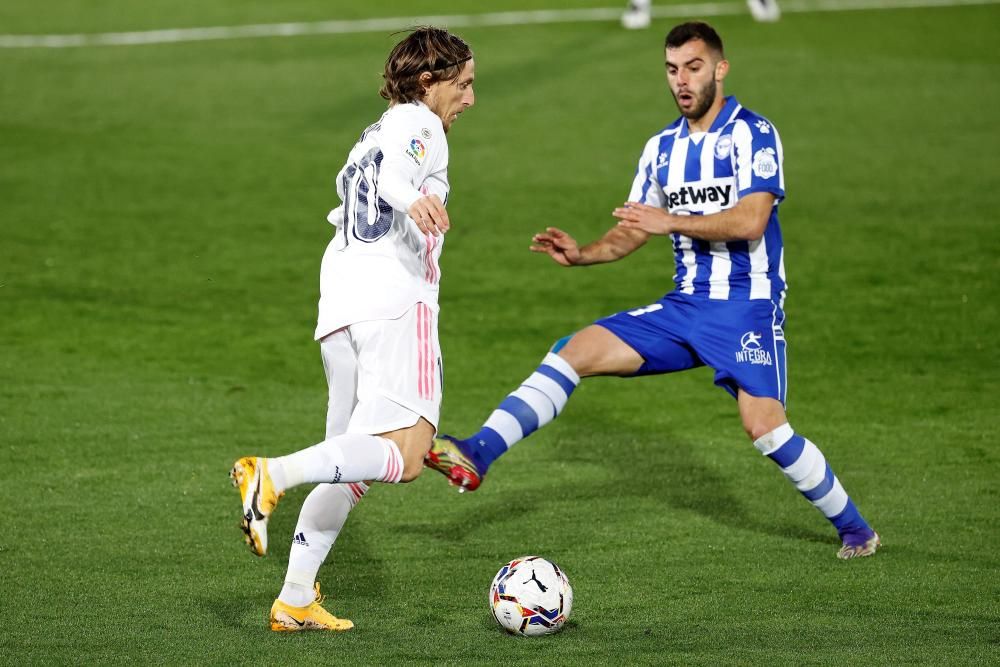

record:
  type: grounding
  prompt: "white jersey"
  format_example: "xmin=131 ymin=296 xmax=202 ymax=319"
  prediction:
xmin=315 ymin=102 xmax=449 ymax=339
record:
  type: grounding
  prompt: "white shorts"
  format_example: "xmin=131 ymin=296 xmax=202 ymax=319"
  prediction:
xmin=321 ymin=302 xmax=441 ymax=436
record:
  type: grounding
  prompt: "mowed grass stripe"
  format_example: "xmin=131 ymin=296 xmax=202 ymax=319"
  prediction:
xmin=0 ymin=0 xmax=997 ymax=47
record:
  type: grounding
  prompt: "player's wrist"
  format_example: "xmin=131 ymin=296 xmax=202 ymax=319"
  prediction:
xmin=572 ymin=248 xmax=605 ymax=266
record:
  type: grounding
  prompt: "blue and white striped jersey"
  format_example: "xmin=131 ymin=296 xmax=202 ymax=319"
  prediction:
xmin=629 ymin=96 xmax=786 ymax=303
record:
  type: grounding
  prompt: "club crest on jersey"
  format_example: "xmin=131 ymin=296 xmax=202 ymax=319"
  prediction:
xmin=406 ymin=137 xmax=427 ymax=165
xmin=752 ymin=148 xmax=778 ymax=179
xmin=714 ymin=134 xmax=733 ymax=160
xmin=735 ymin=331 xmax=772 ymax=366
xmin=665 ymin=183 xmax=732 ymax=209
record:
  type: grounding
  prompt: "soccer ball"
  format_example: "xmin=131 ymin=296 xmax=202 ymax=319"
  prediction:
xmin=489 ymin=556 xmax=573 ymax=636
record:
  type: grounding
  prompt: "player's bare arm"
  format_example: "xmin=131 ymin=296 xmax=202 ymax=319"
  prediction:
xmin=408 ymin=194 xmax=450 ymax=236
xmin=531 ymin=225 xmax=649 ymax=266
xmin=613 ymin=191 xmax=775 ymax=241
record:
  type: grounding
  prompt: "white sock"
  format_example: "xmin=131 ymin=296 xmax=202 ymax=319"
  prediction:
xmin=268 ymin=433 xmax=404 ymax=493
xmin=279 ymin=482 xmax=368 ymax=607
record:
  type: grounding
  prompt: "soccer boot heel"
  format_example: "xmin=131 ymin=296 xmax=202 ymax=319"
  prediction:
xmin=424 ymin=434 xmax=483 ymax=492
xmin=230 ymin=456 xmax=282 ymax=557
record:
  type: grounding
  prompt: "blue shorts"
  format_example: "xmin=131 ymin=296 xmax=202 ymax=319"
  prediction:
xmin=595 ymin=292 xmax=788 ymax=403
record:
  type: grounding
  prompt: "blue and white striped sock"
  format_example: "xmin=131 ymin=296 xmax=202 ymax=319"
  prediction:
xmin=464 ymin=352 xmax=580 ymax=473
xmin=754 ymin=424 xmax=871 ymax=538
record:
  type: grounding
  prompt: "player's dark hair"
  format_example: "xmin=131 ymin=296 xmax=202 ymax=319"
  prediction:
xmin=380 ymin=27 xmax=473 ymax=105
xmin=665 ymin=21 xmax=724 ymax=57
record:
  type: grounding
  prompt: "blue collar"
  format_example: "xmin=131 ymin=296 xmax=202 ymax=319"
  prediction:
xmin=679 ymin=95 xmax=739 ymax=138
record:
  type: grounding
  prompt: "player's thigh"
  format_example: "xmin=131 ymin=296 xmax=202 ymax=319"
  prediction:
xmin=557 ymin=324 xmax=645 ymax=377
xmin=572 ymin=297 xmax=702 ymax=377
xmin=320 ymin=329 xmax=359 ymax=439
xmin=693 ymin=299 xmax=788 ymax=406
xmin=347 ymin=303 xmax=441 ymax=453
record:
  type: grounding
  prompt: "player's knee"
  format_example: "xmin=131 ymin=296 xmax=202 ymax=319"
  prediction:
xmin=550 ymin=333 xmax=574 ymax=354
xmin=744 ymin=422 xmax=766 ymax=441
xmin=743 ymin=417 xmax=785 ymax=442
xmin=553 ymin=333 xmax=598 ymax=376
xmin=739 ymin=394 xmax=787 ymax=442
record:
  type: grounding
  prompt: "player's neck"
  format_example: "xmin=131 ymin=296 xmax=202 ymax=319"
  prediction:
xmin=686 ymin=95 xmax=726 ymax=134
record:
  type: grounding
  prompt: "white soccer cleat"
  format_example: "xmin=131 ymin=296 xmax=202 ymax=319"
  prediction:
xmin=747 ymin=0 xmax=782 ymax=22
xmin=621 ymin=0 xmax=652 ymax=30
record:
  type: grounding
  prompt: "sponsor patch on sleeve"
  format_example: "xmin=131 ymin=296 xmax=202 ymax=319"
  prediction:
xmin=406 ymin=137 xmax=427 ymax=165
xmin=752 ymin=147 xmax=778 ymax=179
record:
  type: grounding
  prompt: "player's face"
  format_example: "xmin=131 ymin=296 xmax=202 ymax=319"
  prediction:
xmin=424 ymin=59 xmax=476 ymax=133
xmin=665 ymin=40 xmax=727 ymax=122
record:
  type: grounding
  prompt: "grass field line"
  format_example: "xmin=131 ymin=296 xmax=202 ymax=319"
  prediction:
xmin=0 ymin=0 xmax=997 ymax=48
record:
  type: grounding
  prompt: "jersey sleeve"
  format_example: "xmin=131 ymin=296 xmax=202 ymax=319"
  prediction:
xmin=627 ymin=136 xmax=667 ymax=208
xmin=420 ymin=123 xmax=449 ymax=203
xmin=421 ymin=169 xmax=449 ymax=204
xmin=375 ymin=111 xmax=431 ymax=213
xmin=732 ymin=117 xmax=785 ymax=201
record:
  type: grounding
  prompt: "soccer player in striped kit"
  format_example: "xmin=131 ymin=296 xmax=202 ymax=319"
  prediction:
xmin=426 ymin=21 xmax=879 ymax=560
xmin=229 ymin=27 xmax=476 ymax=630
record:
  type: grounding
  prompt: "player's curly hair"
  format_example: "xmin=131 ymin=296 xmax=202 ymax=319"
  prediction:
xmin=379 ymin=27 xmax=473 ymax=105
xmin=665 ymin=21 xmax=724 ymax=57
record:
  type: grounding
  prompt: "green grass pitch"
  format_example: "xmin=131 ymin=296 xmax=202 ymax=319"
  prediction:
xmin=1 ymin=1 xmax=998 ymax=664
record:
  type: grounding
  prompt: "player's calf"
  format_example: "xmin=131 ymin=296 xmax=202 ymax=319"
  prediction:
xmin=754 ymin=424 xmax=879 ymax=559
xmin=380 ymin=417 xmax=437 ymax=482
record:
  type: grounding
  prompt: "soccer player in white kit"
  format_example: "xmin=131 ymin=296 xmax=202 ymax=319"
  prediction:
xmin=229 ymin=27 xmax=475 ymax=631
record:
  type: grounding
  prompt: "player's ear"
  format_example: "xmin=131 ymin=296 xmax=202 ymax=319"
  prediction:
xmin=418 ymin=71 xmax=434 ymax=95
xmin=715 ymin=58 xmax=729 ymax=82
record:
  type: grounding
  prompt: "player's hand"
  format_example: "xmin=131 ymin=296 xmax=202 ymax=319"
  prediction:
xmin=530 ymin=227 xmax=581 ymax=266
xmin=613 ymin=202 xmax=674 ymax=235
xmin=408 ymin=195 xmax=450 ymax=236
